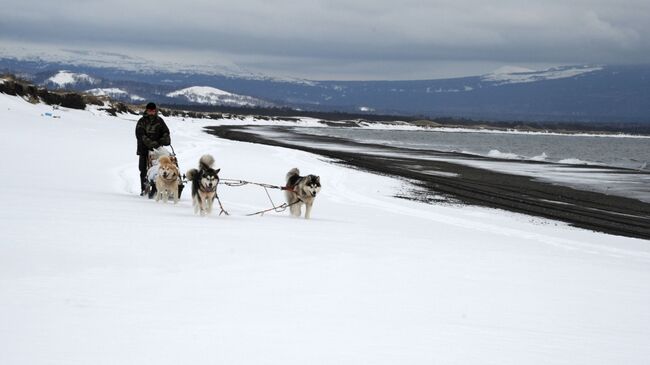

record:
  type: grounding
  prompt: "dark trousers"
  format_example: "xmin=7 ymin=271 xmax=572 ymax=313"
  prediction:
xmin=138 ymin=154 xmax=148 ymax=191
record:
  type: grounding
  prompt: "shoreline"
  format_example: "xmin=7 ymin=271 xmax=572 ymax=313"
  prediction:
xmin=207 ymin=125 xmax=650 ymax=240
xmin=316 ymin=120 xmax=650 ymax=139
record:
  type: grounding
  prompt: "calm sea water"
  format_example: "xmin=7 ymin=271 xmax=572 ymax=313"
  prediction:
xmin=294 ymin=127 xmax=650 ymax=170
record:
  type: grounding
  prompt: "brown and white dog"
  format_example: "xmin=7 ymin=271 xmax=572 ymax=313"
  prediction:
xmin=154 ymin=155 xmax=181 ymax=203
xmin=186 ymin=154 xmax=221 ymax=216
xmin=285 ymin=168 xmax=321 ymax=219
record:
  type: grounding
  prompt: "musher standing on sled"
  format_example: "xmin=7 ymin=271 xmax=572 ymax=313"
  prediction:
xmin=135 ymin=102 xmax=170 ymax=196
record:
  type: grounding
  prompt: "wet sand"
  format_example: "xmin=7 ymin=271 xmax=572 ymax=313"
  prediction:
xmin=207 ymin=125 xmax=650 ymax=240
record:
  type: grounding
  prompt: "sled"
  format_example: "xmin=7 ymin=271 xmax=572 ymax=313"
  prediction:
xmin=143 ymin=146 xmax=185 ymax=199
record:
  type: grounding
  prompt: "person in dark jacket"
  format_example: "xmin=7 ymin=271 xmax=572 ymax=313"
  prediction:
xmin=136 ymin=102 xmax=171 ymax=195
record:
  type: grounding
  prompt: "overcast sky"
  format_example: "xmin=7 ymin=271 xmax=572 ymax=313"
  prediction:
xmin=1 ymin=0 xmax=649 ymax=80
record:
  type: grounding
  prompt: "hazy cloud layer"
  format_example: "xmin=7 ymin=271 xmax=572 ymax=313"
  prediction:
xmin=1 ymin=0 xmax=648 ymax=79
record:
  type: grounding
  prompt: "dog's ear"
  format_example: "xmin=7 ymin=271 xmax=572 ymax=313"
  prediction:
xmin=215 ymin=168 xmax=221 ymax=174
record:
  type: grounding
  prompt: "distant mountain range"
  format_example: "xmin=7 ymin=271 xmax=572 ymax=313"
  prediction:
xmin=1 ymin=56 xmax=649 ymax=123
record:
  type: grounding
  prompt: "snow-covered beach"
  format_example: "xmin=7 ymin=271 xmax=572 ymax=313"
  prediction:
xmin=1 ymin=93 xmax=650 ymax=364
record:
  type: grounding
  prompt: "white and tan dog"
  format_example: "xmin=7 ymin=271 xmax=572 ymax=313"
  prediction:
xmin=285 ymin=168 xmax=321 ymax=219
xmin=154 ymin=155 xmax=181 ymax=203
xmin=186 ymin=154 xmax=221 ymax=216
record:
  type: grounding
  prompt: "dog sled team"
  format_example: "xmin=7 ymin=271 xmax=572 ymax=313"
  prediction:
xmin=136 ymin=102 xmax=321 ymax=218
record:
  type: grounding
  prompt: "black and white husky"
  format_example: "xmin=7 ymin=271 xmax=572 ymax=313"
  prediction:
xmin=186 ymin=155 xmax=221 ymax=216
xmin=285 ymin=168 xmax=321 ymax=219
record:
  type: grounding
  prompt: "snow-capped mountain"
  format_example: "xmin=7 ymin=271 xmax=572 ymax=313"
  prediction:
xmin=86 ymin=88 xmax=144 ymax=102
xmin=166 ymin=86 xmax=272 ymax=107
xmin=46 ymin=70 xmax=99 ymax=88
xmin=481 ymin=65 xmax=603 ymax=85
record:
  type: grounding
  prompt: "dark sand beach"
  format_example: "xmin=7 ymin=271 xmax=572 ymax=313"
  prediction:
xmin=207 ymin=125 xmax=650 ymax=240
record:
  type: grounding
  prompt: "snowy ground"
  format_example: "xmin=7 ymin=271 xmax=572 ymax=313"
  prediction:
xmin=1 ymin=93 xmax=649 ymax=365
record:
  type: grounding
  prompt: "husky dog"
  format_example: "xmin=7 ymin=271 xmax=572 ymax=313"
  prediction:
xmin=154 ymin=155 xmax=181 ymax=203
xmin=285 ymin=168 xmax=321 ymax=219
xmin=186 ymin=154 xmax=221 ymax=216
xmin=144 ymin=147 xmax=171 ymax=198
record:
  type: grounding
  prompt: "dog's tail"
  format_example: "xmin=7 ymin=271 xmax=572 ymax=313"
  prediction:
xmin=186 ymin=168 xmax=198 ymax=181
xmin=199 ymin=154 xmax=215 ymax=170
xmin=159 ymin=155 xmax=172 ymax=165
xmin=286 ymin=167 xmax=300 ymax=183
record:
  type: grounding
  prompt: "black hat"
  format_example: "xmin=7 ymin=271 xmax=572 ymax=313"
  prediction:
xmin=145 ymin=102 xmax=157 ymax=110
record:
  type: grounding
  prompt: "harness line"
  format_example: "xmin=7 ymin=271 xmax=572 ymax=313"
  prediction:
xmin=159 ymin=174 xmax=179 ymax=182
xmin=217 ymin=178 xmax=301 ymax=216
xmin=216 ymin=193 xmax=230 ymax=216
